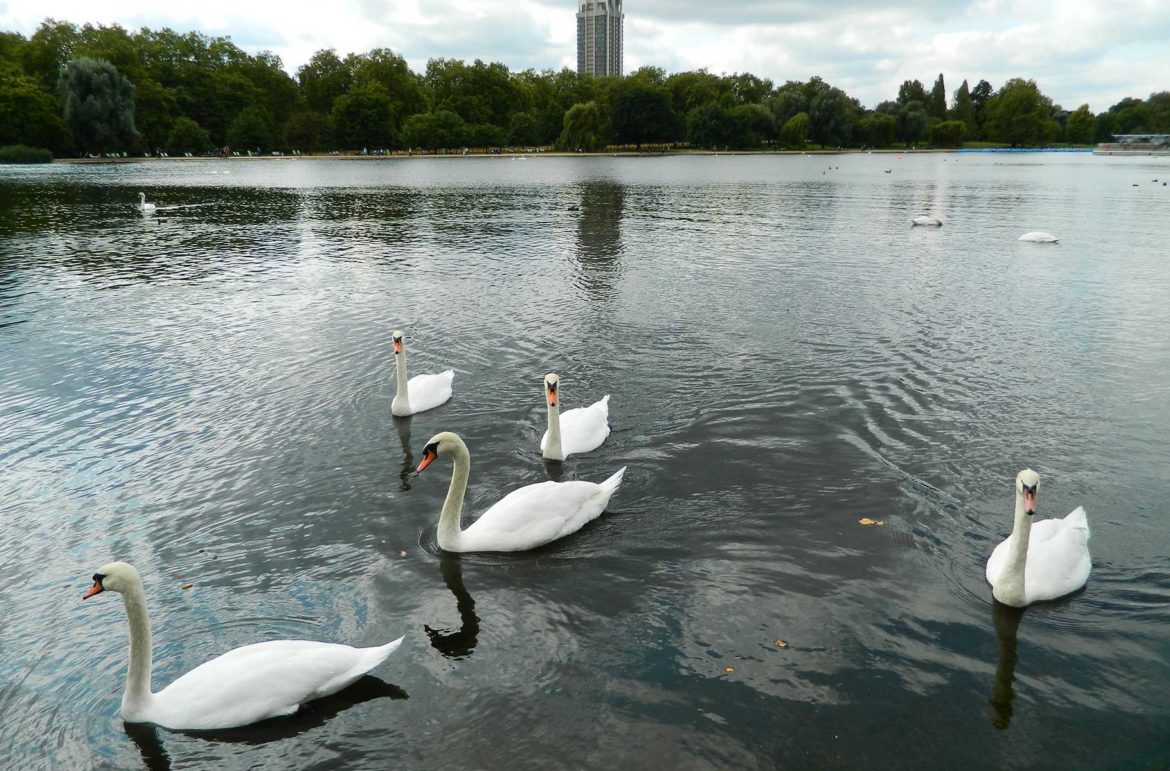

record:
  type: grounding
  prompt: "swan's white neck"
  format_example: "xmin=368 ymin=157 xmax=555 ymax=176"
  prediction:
xmin=437 ymin=438 xmax=470 ymax=550
xmin=120 ymin=583 xmax=155 ymax=717
xmin=544 ymin=400 xmax=564 ymax=461
xmin=993 ymin=493 xmax=1032 ymax=607
xmin=394 ymin=348 xmax=411 ymax=412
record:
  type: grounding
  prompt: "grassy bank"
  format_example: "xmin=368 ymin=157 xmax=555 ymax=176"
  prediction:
xmin=0 ymin=145 xmax=53 ymax=164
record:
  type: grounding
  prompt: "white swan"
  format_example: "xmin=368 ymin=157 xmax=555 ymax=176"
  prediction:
xmin=912 ymin=215 xmax=943 ymax=226
xmin=1018 ymin=231 xmax=1059 ymax=243
xmin=390 ymin=330 xmax=454 ymax=416
xmin=137 ymin=193 xmax=157 ymax=214
xmin=417 ymin=431 xmax=625 ymax=552
xmin=985 ymin=469 xmax=1091 ymax=607
xmin=540 ymin=373 xmax=610 ymax=461
xmin=83 ymin=562 xmax=403 ymax=730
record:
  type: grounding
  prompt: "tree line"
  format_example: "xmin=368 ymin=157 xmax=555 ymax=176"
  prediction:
xmin=2 ymin=18 xmax=1169 ymax=157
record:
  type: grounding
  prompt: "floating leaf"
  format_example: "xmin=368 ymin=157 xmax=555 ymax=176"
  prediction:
xmin=723 ymin=666 xmax=735 ymax=673
xmin=858 ymin=518 xmax=885 ymax=526
xmin=774 ymin=640 xmax=788 ymax=648
xmin=180 ymin=583 xmax=194 ymax=590
xmin=399 ymin=550 xmax=407 ymax=557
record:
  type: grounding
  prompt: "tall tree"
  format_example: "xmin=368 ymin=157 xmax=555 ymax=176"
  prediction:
xmin=779 ymin=111 xmax=809 ymax=149
xmin=970 ymin=79 xmax=994 ymax=137
xmin=897 ymin=100 xmax=928 ymax=145
xmin=897 ymin=79 xmax=928 ymax=107
xmin=297 ymin=49 xmax=350 ymax=114
xmin=556 ymin=100 xmax=606 ymax=151
xmin=928 ymin=73 xmax=947 ymax=119
xmin=951 ymin=79 xmax=976 ymax=138
xmin=57 ymin=57 xmax=137 ymax=153
xmin=609 ymin=74 xmax=679 ymax=148
xmin=1063 ymin=104 xmax=1095 ymax=145
xmin=808 ymin=87 xmax=854 ymax=148
xmin=983 ymin=78 xmax=1055 ymax=146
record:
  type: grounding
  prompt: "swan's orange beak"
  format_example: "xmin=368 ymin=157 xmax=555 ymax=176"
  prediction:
xmin=417 ymin=446 xmax=437 ymax=472
xmin=393 ymin=338 xmax=402 ymax=355
xmin=546 ymin=383 xmax=557 ymax=407
xmin=83 ymin=579 xmax=104 ymax=599
xmin=1023 ymin=487 xmax=1037 ymax=515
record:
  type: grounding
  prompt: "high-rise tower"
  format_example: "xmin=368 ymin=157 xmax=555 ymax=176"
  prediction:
xmin=576 ymin=1 xmax=623 ymax=78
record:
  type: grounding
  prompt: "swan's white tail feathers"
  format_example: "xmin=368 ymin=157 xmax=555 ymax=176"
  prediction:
xmin=439 ymin=369 xmax=455 ymax=383
xmin=1065 ymin=506 xmax=1089 ymax=535
xmin=364 ymin=636 xmax=405 ymax=669
xmin=599 ymin=466 xmax=626 ymax=496
xmin=596 ymin=394 xmax=611 ymax=419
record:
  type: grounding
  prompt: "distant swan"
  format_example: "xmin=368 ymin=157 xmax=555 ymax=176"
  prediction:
xmin=391 ymin=330 xmax=454 ymax=416
xmin=417 ymin=431 xmax=625 ymax=552
xmin=912 ymin=215 xmax=943 ymax=226
xmin=1018 ymin=231 xmax=1059 ymax=243
xmin=985 ymin=469 xmax=1091 ymax=607
xmin=540 ymin=373 xmax=610 ymax=461
xmin=137 ymin=193 xmax=157 ymax=214
xmin=83 ymin=561 xmax=404 ymax=730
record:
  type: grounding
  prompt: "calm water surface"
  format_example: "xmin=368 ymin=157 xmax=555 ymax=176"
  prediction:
xmin=1 ymin=153 xmax=1168 ymax=769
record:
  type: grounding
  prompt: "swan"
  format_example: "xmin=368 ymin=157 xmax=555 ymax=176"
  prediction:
xmin=137 ymin=193 xmax=157 ymax=214
xmin=540 ymin=373 xmax=610 ymax=461
xmin=985 ymin=469 xmax=1091 ymax=607
xmin=416 ymin=431 xmax=625 ymax=552
xmin=912 ymin=215 xmax=943 ymax=226
xmin=82 ymin=561 xmax=404 ymax=730
xmin=1018 ymin=231 xmax=1059 ymax=243
xmin=390 ymin=330 xmax=454 ymax=416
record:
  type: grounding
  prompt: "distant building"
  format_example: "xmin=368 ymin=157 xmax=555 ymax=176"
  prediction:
xmin=577 ymin=1 xmax=623 ymax=78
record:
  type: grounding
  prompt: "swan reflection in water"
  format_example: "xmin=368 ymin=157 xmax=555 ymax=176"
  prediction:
xmin=394 ymin=415 xmax=413 ymax=491
xmin=426 ymin=555 xmax=480 ymax=659
xmin=988 ymin=601 xmax=1026 ymax=729
xmin=124 ymin=676 xmax=409 ymax=768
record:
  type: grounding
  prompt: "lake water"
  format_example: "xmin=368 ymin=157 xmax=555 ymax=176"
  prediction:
xmin=1 ymin=152 xmax=1168 ymax=769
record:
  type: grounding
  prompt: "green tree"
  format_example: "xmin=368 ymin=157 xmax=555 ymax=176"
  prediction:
xmin=297 ymin=49 xmax=350 ymax=114
xmin=165 ymin=116 xmax=210 ymax=154
xmin=808 ymin=87 xmax=854 ymax=148
xmin=897 ymin=100 xmax=928 ymax=145
xmin=666 ymin=69 xmax=724 ymax=115
xmin=1064 ymin=104 xmax=1095 ymax=145
xmin=779 ymin=111 xmax=809 ymax=149
xmin=984 ymin=78 xmax=1054 ymax=146
xmin=507 ymin=111 xmax=542 ymax=146
xmin=556 ymin=100 xmax=606 ymax=151
xmin=284 ymin=110 xmax=332 ymax=151
xmin=928 ymin=120 xmax=966 ymax=147
xmin=686 ymin=101 xmax=731 ymax=148
xmin=1146 ymin=92 xmax=1170 ymax=132
xmin=951 ymin=79 xmax=976 ymax=139
xmin=402 ymin=109 xmax=467 ymax=150
xmin=970 ymin=79 xmax=993 ymax=137
xmin=331 ymin=83 xmax=396 ymax=149
xmin=609 ymin=75 xmax=680 ymax=148
xmin=58 ymin=57 xmax=137 ymax=153
xmin=928 ymin=73 xmax=947 ymax=119
xmin=897 ymin=79 xmax=928 ymax=107
xmin=857 ymin=111 xmax=896 ymax=147
xmin=0 ymin=68 xmax=71 ymax=152
xmin=227 ymin=107 xmax=274 ymax=151
xmin=766 ymin=81 xmax=806 ymax=127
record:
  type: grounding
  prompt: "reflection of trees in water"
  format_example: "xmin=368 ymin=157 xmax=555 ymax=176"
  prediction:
xmin=988 ymin=601 xmax=1025 ymax=730
xmin=571 ymin=182 xmax=625 ymax=303
xmin=124 ymin=675 xmax=408 ymax=766
xmin=425 ymin=556 xmax=480 ymax=659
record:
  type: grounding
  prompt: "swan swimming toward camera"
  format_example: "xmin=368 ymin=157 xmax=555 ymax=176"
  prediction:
xmin=1018 ymin=231 xmax=1059 ymax=243
xmin=390 ymin=330 xmax=454 ymax=416
xmin=985 ymin=469 xmax=1091 ymax=607
xmin=417 ymin=431 xmax=625 ymax=552
xmin=82 ymin=561 xmax=404 ymax=730
xmin=540 ymin=373 xmax=610 ymax=461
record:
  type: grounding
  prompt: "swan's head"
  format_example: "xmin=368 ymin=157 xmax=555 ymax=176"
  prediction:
xmin=138 ymin=193 xmax=145 ymax=202
xmin=544 ymin=373 xmax=559 ymax=407
xmin=1015 ymin=469 xmax=1039 ymax=515
xmin=82 ymin=561 xmax=141 ymax=599
xmin=392 ymin=330 xmax=404 ymax=356
xmin=417 ymin=431 xmax=463 ymax=472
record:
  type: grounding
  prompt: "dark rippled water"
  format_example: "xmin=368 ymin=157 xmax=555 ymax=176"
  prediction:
xmin=1 ymin=153 xmax=1169 ymax=769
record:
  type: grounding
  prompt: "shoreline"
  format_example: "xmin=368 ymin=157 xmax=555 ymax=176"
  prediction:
xmin=50 ymin=146 xmax=1098 ymax=164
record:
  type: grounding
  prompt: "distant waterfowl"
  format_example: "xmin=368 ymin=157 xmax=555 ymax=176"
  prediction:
xmin=1018 ymin=231 xmax=1059 ymax=243
xmin=540 ymin=373 xmax=610 ymax=461
xmin=82 ymin=561 xmax=404 ymax=730
xmin=884 ymin=169 xmax=892 ymax=174
xmin=985 ymin=470 xmax=1091 ymax=607
xmin=391 ymin=330 xmax=454 ymax=416
xmin=417 ymin=431 xmax=625 ymax=552
xmin=137 ymin=193 xmax=157 ymax=214
xmin=912 ymin=215 xmax=943 ymax=226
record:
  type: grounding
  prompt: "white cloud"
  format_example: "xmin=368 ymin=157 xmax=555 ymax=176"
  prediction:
xmin=2 ymin=0 xmax=1167 ymax=111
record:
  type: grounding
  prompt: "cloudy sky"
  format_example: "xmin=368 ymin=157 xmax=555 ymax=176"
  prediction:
xmin=2 ymin=0 xmax=1167 ymax=111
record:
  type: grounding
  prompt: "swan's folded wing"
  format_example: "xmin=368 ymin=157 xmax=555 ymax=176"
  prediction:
xmin=462 ymin=480 xmax=610 ymax=551
xmin=1025 ymin=517 xmax=1091 ymax=601
xmin=558 ymin=400 xmax=611 ymax=456
xmin=407 ymin=370 xmax=454 ymax=411
xmin=152 ymin=640 xmax=379 ymax=730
